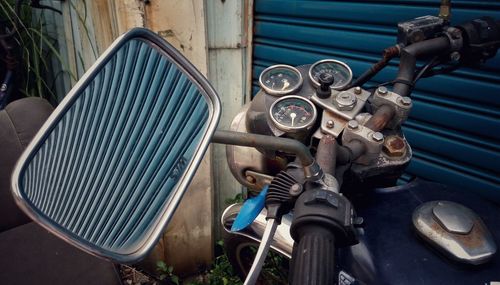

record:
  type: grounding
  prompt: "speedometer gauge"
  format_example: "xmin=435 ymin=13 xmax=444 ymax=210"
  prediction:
xmin=259 ymin=65 xmax=303 ymax=96
xmin=308 ymin=59 xmax=353 ymax=90
xmin=269 ymin=95 xmax=317 ymax=132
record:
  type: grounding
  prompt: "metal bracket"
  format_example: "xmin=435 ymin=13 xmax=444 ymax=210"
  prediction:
xmin=320 ymin=111 xmax=348 ymax=138
xmin=342 ymin=122 xmax=384 ymax=165
xmin=311 ymin=87 xmax=370 ymax=121
xmin=245 ymin=170 xmax=274 ymax=193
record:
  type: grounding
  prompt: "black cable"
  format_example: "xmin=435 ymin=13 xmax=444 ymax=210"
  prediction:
xmin=413 ymin=56 xmax=443 ymax=85
xmin=421 ymin=63 xmax=461 ymax=77
xmin=412 ymin=56 xmax=442 ymax=84
xmin=362 ymin=80 xmax=394 ymax=91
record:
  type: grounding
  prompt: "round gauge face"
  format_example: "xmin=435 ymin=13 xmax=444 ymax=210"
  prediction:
xmin=269 ymin=95 xmax=317 ymax=132
xmin=309 ymin=59 xmax=353 ymax=90
xmin=259 ymin=65 xmax=303 ymax=96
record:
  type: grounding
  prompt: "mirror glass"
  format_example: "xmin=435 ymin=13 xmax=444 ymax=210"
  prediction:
xmin=11 ymin=28 xmax=220 ymax=263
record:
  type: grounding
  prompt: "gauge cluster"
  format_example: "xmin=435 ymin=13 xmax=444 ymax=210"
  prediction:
xmin=259 ymin=59 xmax=360 ymax=138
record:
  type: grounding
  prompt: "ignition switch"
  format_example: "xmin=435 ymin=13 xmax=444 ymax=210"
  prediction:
xmin=316 ymin=73 xmax=334 ymax=99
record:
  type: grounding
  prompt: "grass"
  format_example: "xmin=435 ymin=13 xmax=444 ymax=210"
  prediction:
xmin=0 ymin=0 xmax=74 ymax=103
xmin=152 ymin=192 xmax=287 ymax=285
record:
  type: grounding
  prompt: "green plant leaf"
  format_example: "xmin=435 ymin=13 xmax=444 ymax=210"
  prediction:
xmin=156 ymin=260 xmax=169 ymax=273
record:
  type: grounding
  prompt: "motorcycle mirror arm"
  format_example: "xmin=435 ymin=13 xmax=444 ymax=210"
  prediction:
xmin=212 ymin=130 xmax=323 ymax=180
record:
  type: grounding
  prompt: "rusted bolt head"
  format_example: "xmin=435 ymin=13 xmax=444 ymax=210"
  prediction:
xmin=401 ymin=96 xmax=412 ymax=106
xmin=354 ymin=86 xmax=362 ymax=94
xmin=326 ymin=120 xmax=334 ymax=129
xmin=450 ymin=51 xmax=461 ymax=61
xmin=377 ymin=86 xmax=388 ymax=95
xmin=372 ymin=132 xmax=384 ymax=142
xmin=383 ymin=136 xmax=406 ymax=157
xmin=245 ymin=175 xmax=256 ymax=184
xmin=347 ymin=120 xmax=359 ymax=130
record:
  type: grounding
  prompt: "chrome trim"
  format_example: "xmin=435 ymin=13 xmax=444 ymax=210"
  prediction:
xmin=268 ymin=95 xmax=317 ymax=133
xmin=221 ymin=203 xmax=293 ymax=258
xmin=308 ymin=59 xmax=353 ymax=90
xmin=258 ymin=64 xmax=303 ymax=96
xmin=413 ymin=201 xmax=497 ymax=265
xmin=11 ymin=28 xmax=221 ymax=263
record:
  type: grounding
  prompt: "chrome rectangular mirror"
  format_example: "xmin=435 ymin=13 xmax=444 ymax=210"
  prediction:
xmin=11 ymin=28 xmax=220 ymax=263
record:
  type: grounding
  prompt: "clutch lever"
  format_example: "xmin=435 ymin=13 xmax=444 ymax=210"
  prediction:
xmin=243 ymin=171 xmax=301 ymax=285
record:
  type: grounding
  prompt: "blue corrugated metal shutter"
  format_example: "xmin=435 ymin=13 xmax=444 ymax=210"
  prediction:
xmin=252 ymin=0 xmax=500 ymax=201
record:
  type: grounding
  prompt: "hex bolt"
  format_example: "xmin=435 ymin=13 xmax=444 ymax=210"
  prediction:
xmin=448 ymin=27 xmax=462 ymax=39
xmin=372 ymin=132 xmax=384 ymax=142
xmin=450 ymin=51 xmax=461 ymax=61
xmin=383 ymin=136 xmax=406 ymax=157
xmin=377 ymin=86 xmax=388 ymax=96
xmin=347 ymin=120 xmax=359 ymax=130
xmin=401 ymin=96 xmax=412 ymax=106
xmin=326 ymin=120 xmax=334 ymax=129
xmin=245 ymin=175 xmax=256 ymax=184
xmin=354 ymin=86 xmax=362 ymax=94
xmin=289 ymin=183 xmax=303 ymax=197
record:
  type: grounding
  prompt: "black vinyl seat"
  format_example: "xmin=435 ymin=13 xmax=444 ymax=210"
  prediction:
xmin=0 ymin=97 xmax=122 ymax=285
xmin=0 ymin=97 xmax=52 ymax=232
xmin=0 ymin=222 xmax=122 ymax=285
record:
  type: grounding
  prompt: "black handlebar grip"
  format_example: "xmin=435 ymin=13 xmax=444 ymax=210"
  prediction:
xmin=290 ymin=225 xmax=336 ymax=285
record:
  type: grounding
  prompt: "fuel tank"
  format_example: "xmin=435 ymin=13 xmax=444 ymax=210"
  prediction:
xmin=221 ymin=179 xmax=500 ymax=284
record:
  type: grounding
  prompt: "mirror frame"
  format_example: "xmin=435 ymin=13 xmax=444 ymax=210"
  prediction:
xmin=11 ymin=28 xmax=221 ymax=263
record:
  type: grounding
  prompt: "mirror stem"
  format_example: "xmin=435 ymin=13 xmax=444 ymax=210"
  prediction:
xmin=212 ymin=130 xmax=315 ymax=167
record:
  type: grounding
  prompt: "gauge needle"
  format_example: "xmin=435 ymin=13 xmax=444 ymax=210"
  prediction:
xmin=281 ymin=79 xmax=290 ymax=91
xmin=290 ymin=112 xmax=296 ymax=127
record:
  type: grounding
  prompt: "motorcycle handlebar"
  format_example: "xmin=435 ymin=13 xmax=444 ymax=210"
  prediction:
xmin=290 ymin=225 xmax=336 ymax=285
xmin=289 ymin=188 xmax=356 ymax=285
xmin=393 ymin=36 xmax=452 ymax=97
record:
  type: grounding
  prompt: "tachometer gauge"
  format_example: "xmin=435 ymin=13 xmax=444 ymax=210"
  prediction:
xmin=269 ymin=95 xmax=317 ymax=132
xmin=259 ymin=65 xmax=303 ymax=96
xmin=308 ymin=59 xmax=353 ymax=90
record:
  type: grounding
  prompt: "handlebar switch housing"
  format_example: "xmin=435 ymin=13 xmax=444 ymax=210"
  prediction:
xmin=290 ymin=188 xmax=358 ymax=247
xmin=457 ymin=17 xmax=500 ymax=64
xmin=289 ymin=188 xmax=358 ymax=284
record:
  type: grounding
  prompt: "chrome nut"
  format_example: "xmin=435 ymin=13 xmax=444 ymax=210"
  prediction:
xmin=347 ymin=120 xmax=359 ymax=130
xmin=377 ymin=86 xmax=388 ymax=96
xmin=372 ymin=132 xmax=384 ymax=142
xmin=399 ymin=96 xmax=412 ymax=106
xmin=354 ymin=86 xmax=362 ymax=94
